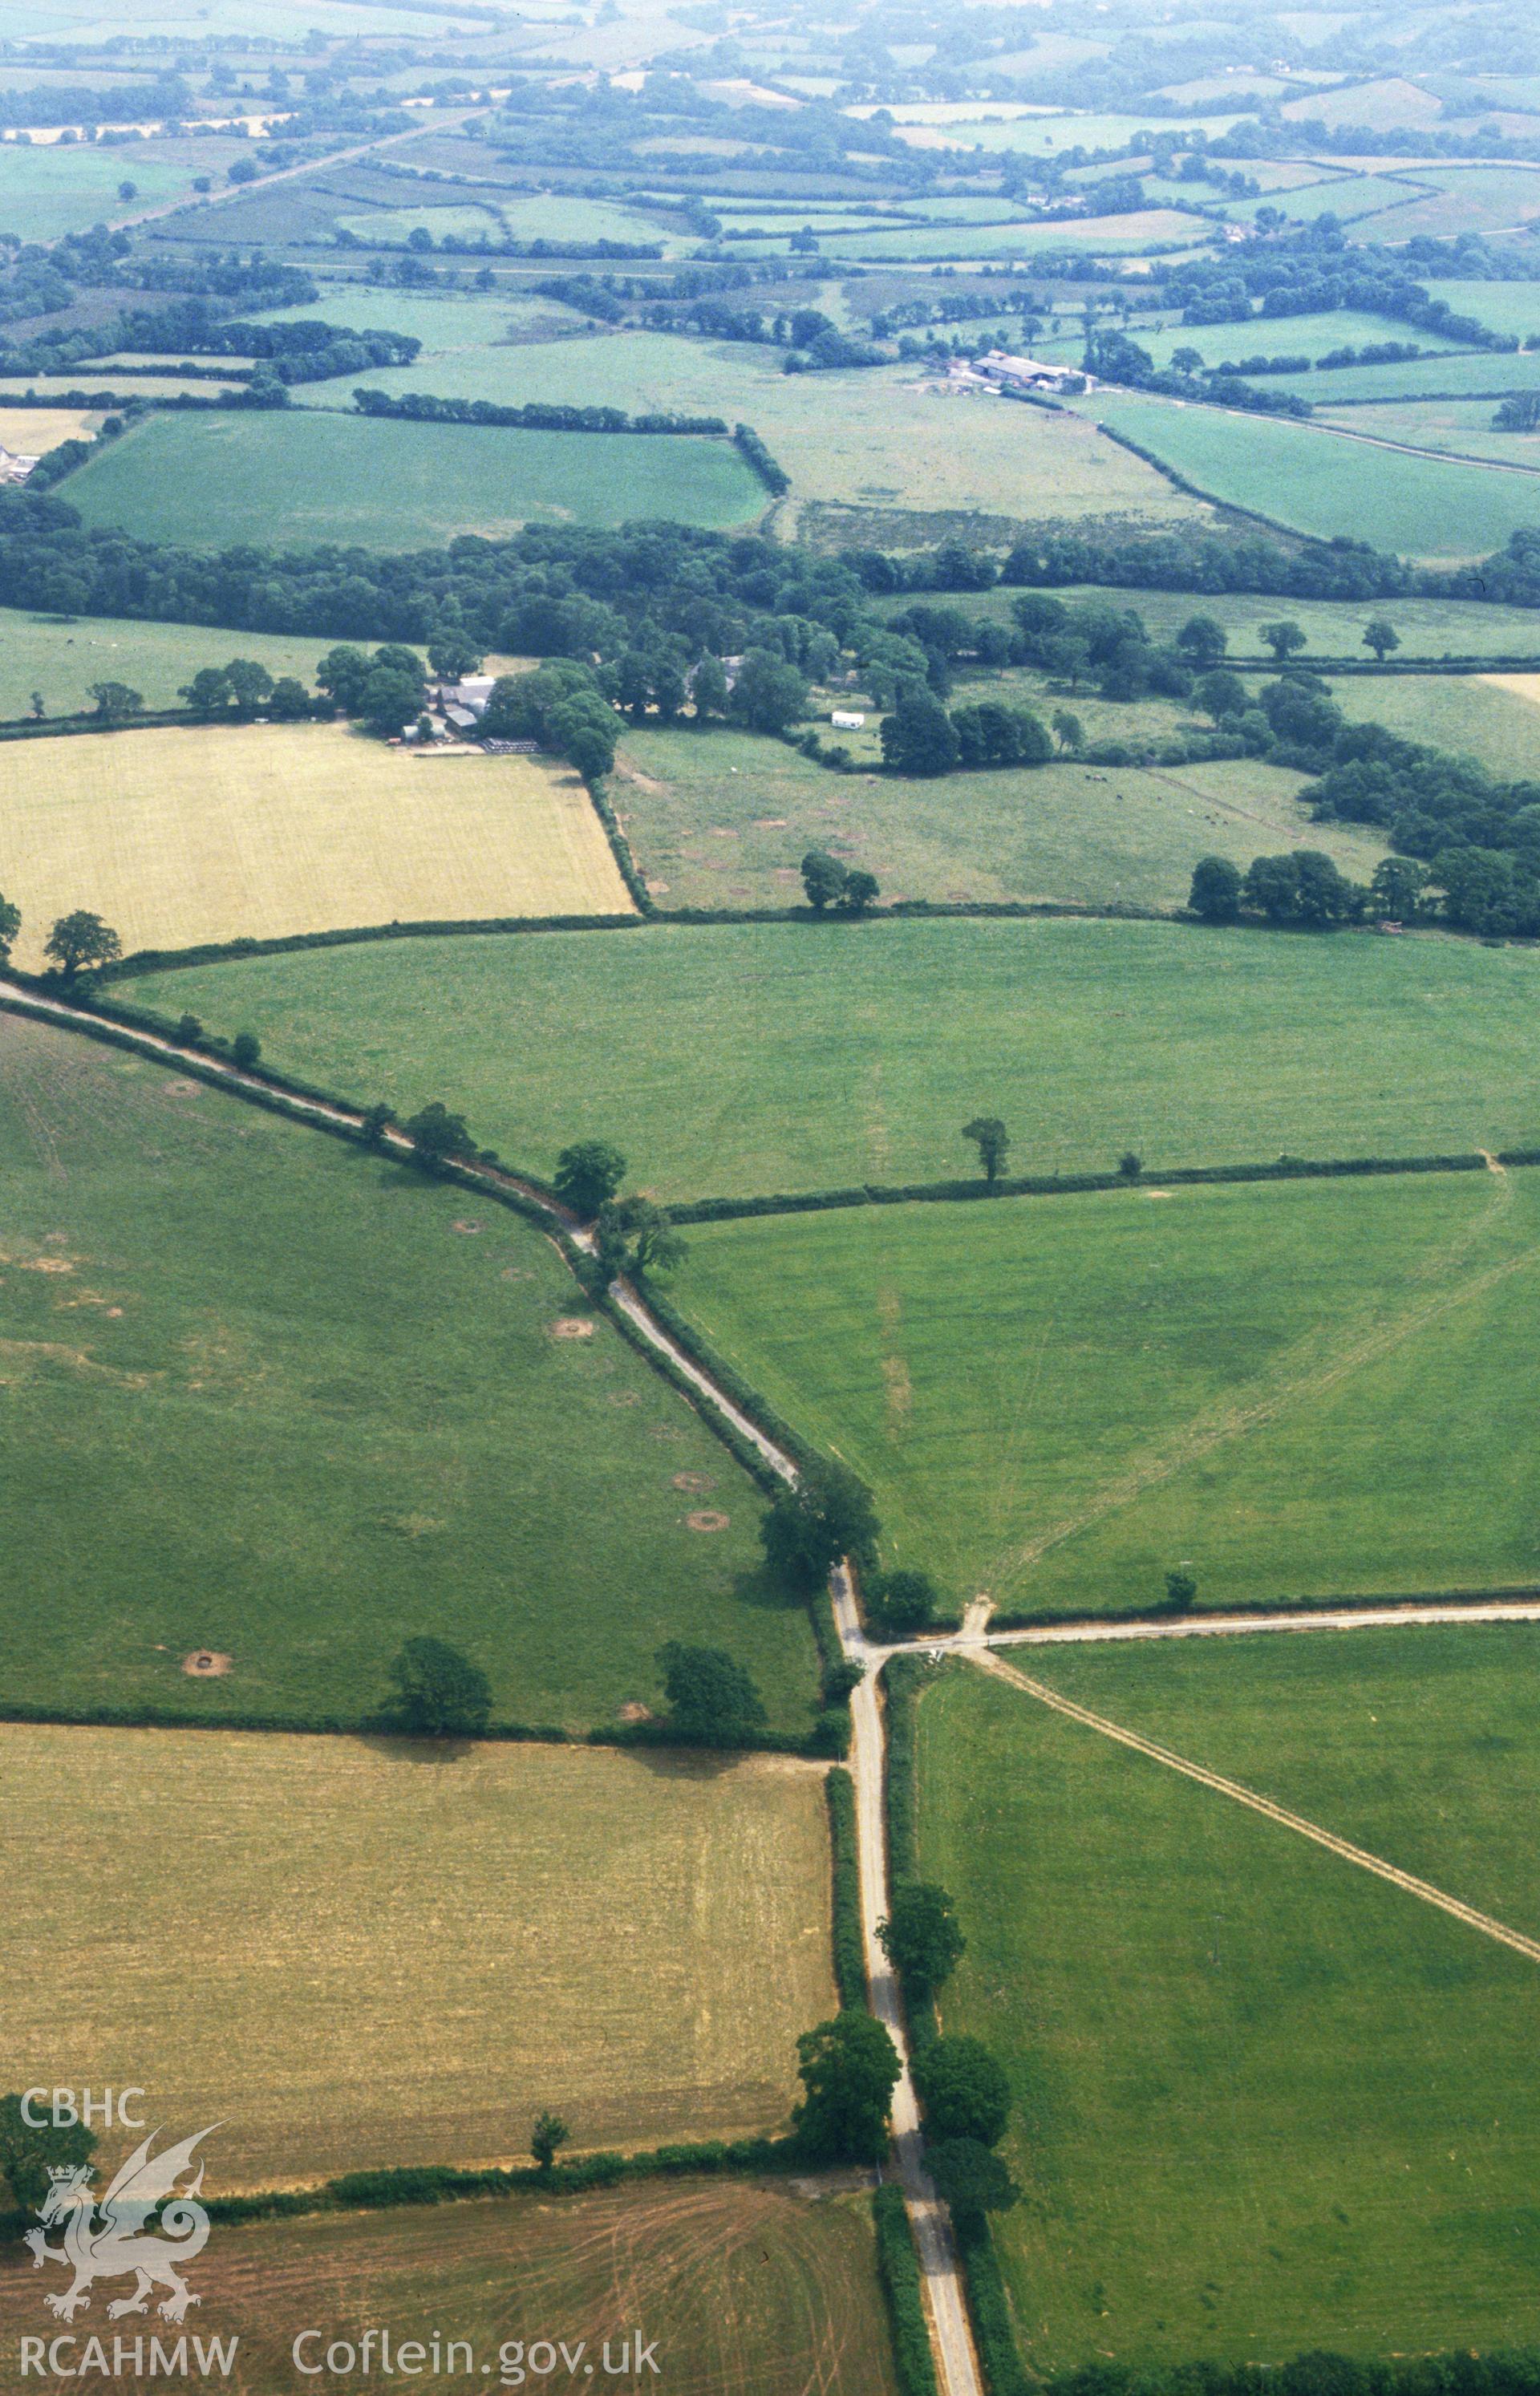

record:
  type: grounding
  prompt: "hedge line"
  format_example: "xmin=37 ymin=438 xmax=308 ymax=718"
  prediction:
xmin=0 ymin=1696 xmax=572 ymax=1741
xmin=1045 ymin=2355 xmax=1540 ymax=2396
xmin=631 ymin=1275 xmax=825 ymax=1482
xmin=985 ymin=1579 xmax=1540 ymax=1636
xmin=1095 ymin=420 xmax=1323 ymax=549
xmin=586 ymin=772 xmax=657 ymax=915
xmin=954 ymin=2216 xmax=1032 ymax=2396
xmin=873 ymin=2183 xmax=940 ymax=2396
xmin=351 ymin=390 xmax=729 ymax=436
xmin=825 ymin=1766 xmax=867 ymax=2010
xmin=99 ymin=907 xmax=642 ymax=980
xmin=733 ymin=420 xmax=790 ymax=495
xmin=670 ymin=1145 xmax=1540 ymax=1227
xmin=882 ymin=1654 xmax=930 ymax=1891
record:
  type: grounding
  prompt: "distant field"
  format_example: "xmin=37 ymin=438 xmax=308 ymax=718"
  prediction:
xmin=129 ymin=916 xmax=1540 ymax=1205
xmin=59 ymin=409 xmax=768 ymax=547
xmin=8 ymin=1725 xmax=833 ymax=2183
xmin=1281 ymin=73 xmax=1444 ymax=130
xmin=0 ymin=373 xmax=238 ymax=399
xmin=0 ymin=1014 xmax=820 ymax=1735
xmin=1330 ymin=671 xmax=1540 ymax=779
xmin=669 ymin=1170 xmax=1540 ymax=1610
xmin=0 ymin=2182 xmax=901 ymax=2394
xmin=1315 ymin=396 xmax=1540 ymax=470
xmin=797 ymin=208 xmax=1206 ymax=260
xmin=1036 ymin=306 xmax=1465 ymax=371
xmin=306 ymin=332 xmax=1203 ymax=540
xmin=1271 ymin=347 xmax=1540 ymax=404
xmin=879 ymin=107 xmax=1246 ymax=153
xmin=1425 ymin=279 xmax=1540 ymax=340
xmin=611 ymin=724 xmax=1383 ymax=914
xmin=1090 ymin=394 xmax=1540 ymax=561
xmin=1226 ymin=172 xmax=1434 ymax=225
xmin=245 ymin=286 xmax=588 ymax=348
xmin=0 ymin=721 xmax=631 ymax=971
xmin=0 ymin=610 xmax=334 ymax=720
xmin=0 ymin=403 xmax=99 ymax=452
xmin=918 ymin=1656 xmax=1540 ymax=2369
xmin=0 ymin=134 xmax=247 ymax=240
xmin=893 ymin=582 xmax=1540 ymax=659
xmin=1368 ymin=164 xmax=1540 ymax=239
xmin=338 ymin=193 xmax=680 ymax=250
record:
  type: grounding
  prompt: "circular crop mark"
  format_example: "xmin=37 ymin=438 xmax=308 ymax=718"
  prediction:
xmin=672 ymin=1470 xmax=717 ymax=1494
xmin=685 ymin=1510 xmax=731 ymax=1534
xmin=182 ymin=1650 xmax=233 ymax=1677
xmin=549 ymin=1318 xmax=595 ymax=1340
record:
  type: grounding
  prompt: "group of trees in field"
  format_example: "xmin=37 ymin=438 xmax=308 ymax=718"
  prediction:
xmin=800 ymin=848 xmax=879 ymax=914
xmin=1193 ymin=846 xmax=1450 ymax=932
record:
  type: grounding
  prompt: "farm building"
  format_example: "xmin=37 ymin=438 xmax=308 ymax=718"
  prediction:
xmin=975 ymin=349 xmax=1097 ymax=395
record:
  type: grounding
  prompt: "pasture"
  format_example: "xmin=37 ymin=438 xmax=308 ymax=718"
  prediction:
xmin=0 ymin=1013 xmax=821 ymax=1735
xmin=1280 ymin=74 xmax=1444 ymax=130
xmin=916 ymin=1655 xmax=1540 ymax=2367
xmin=669 ymin=1170 xmax=1540 ymax=1612
xmin=6 ymin=1725 xmax=834 ymax=2184
xmin=58 ymin=409 xmax=768 ymax=549
xmin=1090 ymin=393 xmax=1540 ymax=561
xmin=0 ymin=134 xmax=247 ymax=241
xmin=1315 ymin=396 xmax=1540 ymax=470
xmin=0 ymin=721 xmax=631 ymax=972
xmin=1268 ymin=347 xmax=1540 ymax=404
xmin=0 ymin=610 xmax=339 ymax=721
xmin=1035 ymin=307 xmax=1468 ymax=371
xmin=899 ymin=582 xmax=1540 ymax=659
xmin=0 ymin=2182 xmax=902 ymax=2394
xmin=1367 ymin=165 xmax=1540 ymax=240
xmin=611 ymin=724 xmax=1383 ymax=914
xmin=304 ymin=331 xmax=1202 ymax=539
xmin=1426 ymin=280 xmax=1540 ymax=341
xmin=128 ymin=915 xmax=1540 ymax=1205
xmin=1329 ymin=671 xmax=1540 ymax=780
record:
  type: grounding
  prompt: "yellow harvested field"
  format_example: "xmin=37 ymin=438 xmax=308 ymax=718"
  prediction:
xmin=6 ymin=1725 xmax=837 ymax=2189
xmin=0 ymin=719 xmax=633 ymax=967
xmin=1481 ymin=672 xmax=1540 ymax=709
xmin=0 ymin=405 xmax=99 ymax=453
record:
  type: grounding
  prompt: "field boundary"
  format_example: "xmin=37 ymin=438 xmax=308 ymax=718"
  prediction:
xmin=975 ymin=1650 xmax=1540 ymax=1964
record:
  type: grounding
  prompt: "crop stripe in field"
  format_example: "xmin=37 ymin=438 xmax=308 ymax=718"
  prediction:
xmin=977 ymin=1652 xmax=1540 ymax=1965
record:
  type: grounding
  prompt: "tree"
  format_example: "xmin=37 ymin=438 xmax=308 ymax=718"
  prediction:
xmin=801 ymin=849 xmax=849 ymax=912
xmin=1494 ymin=393 xmax=1540 ymax=432
xmin=1119 ymin=1150 xmax=1142 ymax=1180
xmin=427 ymin=628 xmax=484 ymax=682
xmin=1175 ymin=614 xmax=1228 ymax=667
xmin=225 ymin=659 xmax=274 ymax=719
xmin=553 ymin=1138 xmax=626 ymax=1218
xmin=231 ymin=1031 xmax=261 ymax=1070
xmin=401 ymin=1100 xmax=475 ymax=1170
xmin=315 ymin=644 xmax=373 ymax=712
xmin=926 ymin=2139 xmax=1020 ymax=2223
xmin=0 ymin=892 xmax=19 ymax=963
xmin=691 ymin=654 xmax=730 ymax=724
xmin=1194 ymin=669 xmax=1246 ymax=723
xmin=46 ymin=911 xmax=120 ymax=981
xmin=868 ymin=1567 xmax=937 ymax=1633
xmin=1165 ymin=1570 xmax=1197 ymax=1612
xmin=914 ymin=2037 xmax=1012 ymax=2147
xmin=29 ymin=691 xmax=43 ymax=720
xmin=1362 ymin=618 xmax=1401 ymax=662
xmin=359 ymin=1103 xmax=396 ymax=1147
xmin=1258 ymin=620 xmax=1307 ymax=663
xmin=1370 ymin=854 xmax=1427 ymax=921
xmin=761 ymin=1458 xmax=880 ymax=1590
xmin=878 ymin=1882 xmax=965 ymax=2002
xmin=228 ymin=155 xmax=259 ymax=184
xmin=268 ymin=675 xmax=313 ymax=722
xmin=728 ymin=647 xmax=808 ymax=736
xmin=118 ymin=179 xmax=138 ymax=201
xmin=90 ymin=679 xmax=143 ymax=724
xmin=656 ymin=1642 xmax=765 ymax=1741
xmin=596 ymin=1195 xmax=687 ymax=1279
xmin=362 ymin=663 xmax=426 ymax=738
xmin=1188 ymin=854 xmax=1242 ymax=922
xmin=1050 ymin=708 xmax=1084 ymax=755
xmin=837 ymin=868 xmax=880 ymax=915
xmin=1242 ymin=851 xmax=1303 ymax=925
xmin=961 ymin=1117 xmax=1009 ymax=1185
xmin=880 ymin=693 xmax=959 ymax=778
xmin=530 ymin=2112 xmax=569 ymax=2173
xmin=180 ymin=665 xmax=232 ymax=714
xmin=0 ymin=2094 xmax=95 ymax=2214
xmin=386 ymin=1636 xmax=492 ymax=1736
xmin=176 ymin=1013 xmax=202 ymax=1045
xmin=793 ymin=2013 xmax=902 ymax=2166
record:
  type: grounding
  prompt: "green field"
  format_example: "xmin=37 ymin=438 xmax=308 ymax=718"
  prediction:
xmin=1281 ymin=73 xmax=1444 ymax=130
xmin=304 ymin=332 xmax=1201 ymax=539
xmin=59 ymin=409 xmax=767 ymax=548
xmin=1365 ymin=164 xmax=1540 ymax=240
xmin=1424 ymin=280 xmax=1540 ymax=341
xmin=1330 ymin=671 xmax=1540 ymax=778
xmin=245 ymin=286 xmax=588 ymax=348
xmin=1317 ymin=395 xmax=1540 ymax=470
xmin=0 ymin=1012 xmax=821 ymax=1734
xmin=338 ymin=193 xmax=681 ymax=250
xmin=0 ymin=609 xmax=334 ymax=720
xmin=7 ymin=1724 xmax=835 ymax=2182
xmin=916 ymin=1652 xmax=1540 ymax=2367
xmin=0 ymin=2179 xmax=901 ymax=2393
xmin=1269 ymin=347 xmax=1540 ymax=404
xmin=670 ymin=1169 xmax=1540 ymax=1611
xmin=1040 ymin=307 xmax=1466 ymax=371
xmin=0 ymin=133 xmax=249 ymax=241
xmin=895 ymin=582 xmax=1540 ymax=659
xmin=130 ymin=917 xmax=1540 ymax=1206
xmin=1091 ymin=393 xmax=1540 ymax=560
xmin=612 ymin=724 xmax=1383 ymax=914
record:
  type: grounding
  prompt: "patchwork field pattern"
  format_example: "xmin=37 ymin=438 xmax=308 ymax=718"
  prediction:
xmin=7 ymin=1725 xmax=835 ymax=2184
xmin=916 ymin=1652 xmax=1540 ymax=2368
xmin=667 ymin=1170 xmax=1540 ymax=1612
xmin=0 ymin=1014 xmax=821 ymax=1735
xmin=130 ymin=918 xmax=1540 ymax=1204
xmin=0 ymin=721 xmax=632 ymax=970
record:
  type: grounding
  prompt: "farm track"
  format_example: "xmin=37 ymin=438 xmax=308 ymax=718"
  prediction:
xmin=974 ymin=1649 xmax=1540 ymax=1964
xmin=11 ymin=978 xmax=1540 ymax=2395
xmin=1101 ymin=383 xmax=1540 ymax=479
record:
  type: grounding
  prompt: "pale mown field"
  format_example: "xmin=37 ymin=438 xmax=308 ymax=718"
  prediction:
xmin=6 ymin=1726 xmax=835 ymax=2187
xmin=0 ymin=720 xmax=632 ymax=967
xmin=0 ymin=404 xmax=99 ymax=454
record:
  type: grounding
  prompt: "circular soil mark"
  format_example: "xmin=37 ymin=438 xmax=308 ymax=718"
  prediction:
xmin=645 ymin=879 xmax=671 ymax=895
xmin=685 ymin=1510 xmax=731 ymax=1534
xmin=608 ymin=1389 xmax=641 ymax=1405
xmin=673 ymin=1470 xmax=717 ymax=1494
xmin=163 ymin=1080 xmax=201 ymax=1099
xmin=500 ymin=1266 xmax=535 ymax=1283
xmin=182 ymin=1651 xmax=232 ymax=1677
xmin=549 ymin=1318 xmax=595 ymax=1340
xmin=452 ymin=1219 xmax=482 ymax=1235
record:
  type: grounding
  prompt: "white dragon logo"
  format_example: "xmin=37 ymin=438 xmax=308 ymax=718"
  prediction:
xmin=24 ymin=2126 xmax=217 ymax=2325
